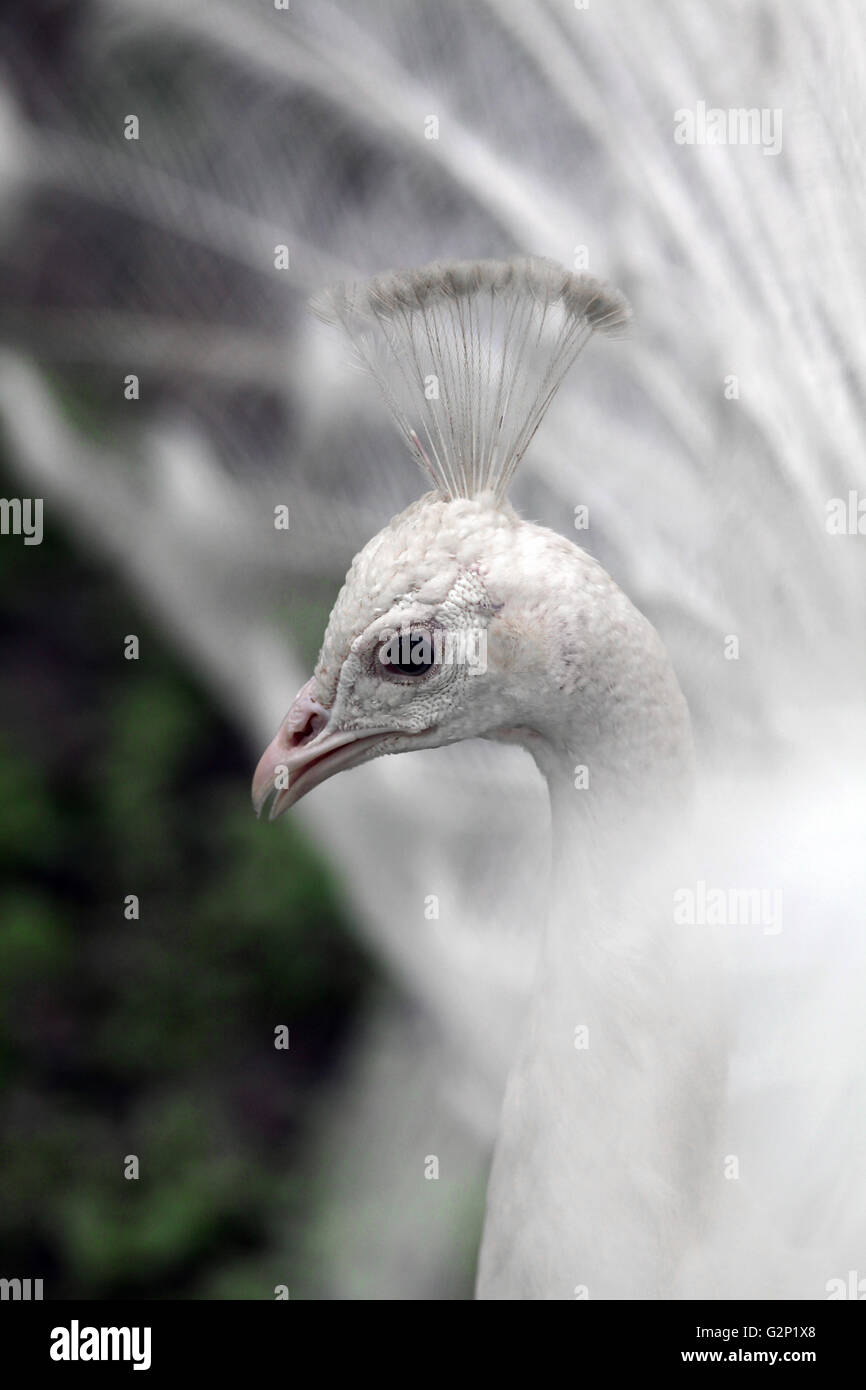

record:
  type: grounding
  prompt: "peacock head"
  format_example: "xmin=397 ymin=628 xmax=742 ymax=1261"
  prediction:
xmin=252 ymin=257 xmax=686 ymax=818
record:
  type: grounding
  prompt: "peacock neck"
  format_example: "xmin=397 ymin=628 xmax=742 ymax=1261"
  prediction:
xmin=476 ymin=681 xmax=711 ymax=1299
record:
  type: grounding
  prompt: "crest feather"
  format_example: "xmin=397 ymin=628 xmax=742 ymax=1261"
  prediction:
xmin=312 ymin=256 xmax=630 ymax=502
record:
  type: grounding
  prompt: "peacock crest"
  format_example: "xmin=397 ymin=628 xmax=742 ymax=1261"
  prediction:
xmin=312 ymin=257 xmax=630 ymax=504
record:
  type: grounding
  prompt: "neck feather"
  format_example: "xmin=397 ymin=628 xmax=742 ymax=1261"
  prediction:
xmin=476 ymin=642 xmax=717 ymax=1300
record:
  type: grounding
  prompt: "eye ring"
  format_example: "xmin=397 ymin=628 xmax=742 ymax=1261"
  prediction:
xmin=375 ymin=625 xmax=438 ymax=680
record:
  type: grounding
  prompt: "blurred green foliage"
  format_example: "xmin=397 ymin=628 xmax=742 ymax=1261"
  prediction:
xmin=0 ymin=455 xmax=375 ymax=1298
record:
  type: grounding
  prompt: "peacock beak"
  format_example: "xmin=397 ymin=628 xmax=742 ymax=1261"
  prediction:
xmin=252 ymin=678 xmax=392 ymax=820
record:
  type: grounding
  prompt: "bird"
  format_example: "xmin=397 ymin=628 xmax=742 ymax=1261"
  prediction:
xmin=3 ymin=0 xmax=865 ymax=1301
xmin=251 ymin=255 xmax=866 ymax=1300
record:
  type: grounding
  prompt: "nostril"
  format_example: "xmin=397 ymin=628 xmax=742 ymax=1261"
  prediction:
xmin=287 ymin=707 xmax=328 ymax=749
xmin=284 ymin=681 xmax=331 ymax=749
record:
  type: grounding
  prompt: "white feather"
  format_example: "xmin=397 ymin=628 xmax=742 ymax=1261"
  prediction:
xmin=313 ymin=258 xmax=628 ymax=500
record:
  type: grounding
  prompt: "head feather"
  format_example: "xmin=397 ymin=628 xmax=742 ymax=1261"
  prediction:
xmin=312 ymin=256 xmax=630 ymax=502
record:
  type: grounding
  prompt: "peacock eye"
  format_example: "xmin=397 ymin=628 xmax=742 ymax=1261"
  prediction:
xmin=375 ymin=627 xmax=437 ymax=679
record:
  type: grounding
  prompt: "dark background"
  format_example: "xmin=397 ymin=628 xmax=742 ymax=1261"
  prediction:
xmin=0 ymin=462 xmax=380 ymax=1298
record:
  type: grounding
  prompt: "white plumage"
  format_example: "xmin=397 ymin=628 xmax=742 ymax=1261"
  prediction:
xmin=313 ymin=258 xmax=629 ymax=501
xmin=1 ymin=0 xmax=864 ymax=1299
xmin=253 ymin=256 xmax=866 ymax=1298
